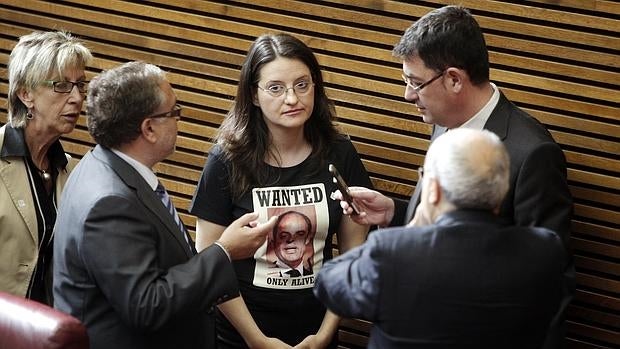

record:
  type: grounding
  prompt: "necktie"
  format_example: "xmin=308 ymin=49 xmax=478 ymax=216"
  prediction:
xmin=286 ymin=269 xmax=301 ymax=277
xmin=155 ymin=182 xmax=192 ymax=250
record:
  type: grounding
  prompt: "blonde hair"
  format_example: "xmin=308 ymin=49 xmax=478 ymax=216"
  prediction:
xmin=7 ymin=31 xmax=92 ymax=128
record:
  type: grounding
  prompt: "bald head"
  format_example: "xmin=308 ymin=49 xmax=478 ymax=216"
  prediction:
xmin=424 ymin=129 xmax=510 ymax=210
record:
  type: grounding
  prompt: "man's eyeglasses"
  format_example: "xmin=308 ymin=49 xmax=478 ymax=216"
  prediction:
xmin=147 ymin=104 xmax=182 ymax=120
xmin=402 ymin=70 xmax=445 ymax=93
xmin=43 ymin=80 xmax=89 ymax=94
xmin=257 ymin=80 xmax=314 ymax=98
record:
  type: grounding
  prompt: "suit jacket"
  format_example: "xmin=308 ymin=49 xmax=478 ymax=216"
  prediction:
xmin=400 ymin=93 xmax=574 ymax=348
xmin=0 ymin=125 xmax=74 ymax=298
xmin=314 ymin=209 xmax=567 ymax=349
xmin=401 ymin=92 xmax=573 ymax=247
xmin=53 ymin=145 xmax=239 ymax=349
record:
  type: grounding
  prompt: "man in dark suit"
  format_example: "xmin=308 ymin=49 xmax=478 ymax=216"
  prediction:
xmin=316 ymin=129 xmax=567 ymax=349
xmin=53 ymin=61 xmax=278 ymax=349
xmin=334 ymin=6 xmax=573 ymax=347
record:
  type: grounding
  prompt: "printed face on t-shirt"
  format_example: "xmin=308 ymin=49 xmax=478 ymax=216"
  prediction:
xmin=273 ymin=212 xmax=311 ymax=269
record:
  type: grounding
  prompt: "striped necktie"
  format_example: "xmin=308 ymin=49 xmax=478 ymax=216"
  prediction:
xmin=155 ymin=182 xmax=192 ymax=250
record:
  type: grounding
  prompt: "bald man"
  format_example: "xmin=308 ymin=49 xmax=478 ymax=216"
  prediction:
xmin=314 ymin=129 xmax=567 ymax=349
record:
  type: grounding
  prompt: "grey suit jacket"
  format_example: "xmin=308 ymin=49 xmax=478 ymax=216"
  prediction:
xmin=315 ymin=209 xmax=567 ymax=349
xmin=53 ymin=145 xmax=238 ymax=349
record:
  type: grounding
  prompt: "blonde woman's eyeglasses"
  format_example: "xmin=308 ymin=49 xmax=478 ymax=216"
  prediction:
xmin=43 ymin=80 xmax=89 ymax=94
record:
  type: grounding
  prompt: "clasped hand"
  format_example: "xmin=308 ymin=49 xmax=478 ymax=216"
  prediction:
xmin=250 ymin=334 xmax=328 ymax=349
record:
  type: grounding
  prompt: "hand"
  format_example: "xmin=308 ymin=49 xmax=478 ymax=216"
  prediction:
xmin=294 ymin=334 xmax=330 ymax=349
xmin=218 ymin=212 xmax=277 ymax=260
xmin=331 ymin=187 xmax=395 ymax=227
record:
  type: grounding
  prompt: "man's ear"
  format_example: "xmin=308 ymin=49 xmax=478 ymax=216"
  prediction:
xmin=140 ymin=118 xmax=158 ymax=144
xmin=427 ymin=178 xmax=442 ymax=205
xmin=445 ymin=67 xmax=464 ymax=93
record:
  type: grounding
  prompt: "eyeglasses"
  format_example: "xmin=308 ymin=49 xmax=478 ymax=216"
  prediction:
xmin=43 ymin=80 xmax=89 ymax=94
xmin=402 ymin=70 xmax=445 ymax=93
xmin=257 ymin=80 xmax=314 ymax=98
xmin=146 ymin=104 xmax=182 ymax=120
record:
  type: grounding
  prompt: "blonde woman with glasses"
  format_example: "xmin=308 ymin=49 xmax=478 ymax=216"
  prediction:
xmin=190 ymin=33 xmax=372 ymax=349
xmin=0 ymin=31 xmax=92 ymax=305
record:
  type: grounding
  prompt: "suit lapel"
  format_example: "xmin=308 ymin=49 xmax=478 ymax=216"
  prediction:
xmin=0 ymin=127 xmax=37 ymax=244
xmin=405 ymin=125 xmax=448 ymax=223
xmin=407 ymin=93 xmax=511 ymax=224
xmin=483 ymin=92 xmax=511 ymax=140
xmin=0 ymin=157 xmax=37 ymax=244
xmin=92 ymin=146 xmax=194 ymax=258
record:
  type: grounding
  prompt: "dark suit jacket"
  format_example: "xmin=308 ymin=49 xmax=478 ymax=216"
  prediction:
xmin=400 ymin=92 xmax=573 ymax=247
xmin=314 ymin=209 xmax=567 ymax=349
xmin=397 ymin=93 xmax=574 ymax=348
xmin=53 ymin=145 xmax=239 ymax=349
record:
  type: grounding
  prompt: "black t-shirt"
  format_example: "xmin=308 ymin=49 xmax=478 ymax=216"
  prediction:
xmin=189 ymin=136 xmax=372 ymax=347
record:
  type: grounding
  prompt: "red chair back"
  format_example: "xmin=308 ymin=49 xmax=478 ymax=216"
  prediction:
xmin=0 ymin=291 xmax=88 ymax=349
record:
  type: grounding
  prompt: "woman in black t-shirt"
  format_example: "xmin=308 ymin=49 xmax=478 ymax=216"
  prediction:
xmin=189 ymin=33 xmax=371 ymax=349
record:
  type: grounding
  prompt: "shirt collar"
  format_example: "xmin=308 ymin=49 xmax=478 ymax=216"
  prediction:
xmin=0 ymin=124 xmax=68 ymax=170
xmin=435 ymin=208 xmax=507 ymax=227
xmin=275 ymin=258 xmax=304 ymax=274
xmin=110 ymin=148 xmax=159 ymax=190
xmin=459 ymin=82 xmax=500 ymax=131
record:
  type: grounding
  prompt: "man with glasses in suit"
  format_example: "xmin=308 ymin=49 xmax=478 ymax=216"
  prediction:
xmin=332 ymin=6 xmax=573 ymax=348
xmin=53 ymin=61 xmax=277 ymax=349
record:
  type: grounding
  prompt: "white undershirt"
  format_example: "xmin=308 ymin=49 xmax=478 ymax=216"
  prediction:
xmin=111 ymin=148 xmax=158 ymax=190
xmin=459 ymin=82 xmax=500 ymax=130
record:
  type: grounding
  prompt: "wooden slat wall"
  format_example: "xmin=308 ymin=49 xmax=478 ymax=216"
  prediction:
xmin=1 ymin=0 xmax=618 ymax=347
